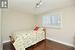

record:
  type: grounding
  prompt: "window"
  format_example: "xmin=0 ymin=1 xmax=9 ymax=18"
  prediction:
xmin=42 ymin=15 xmax=62 ymax=28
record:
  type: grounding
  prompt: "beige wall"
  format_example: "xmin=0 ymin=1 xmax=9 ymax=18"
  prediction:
xmin=2 ymin=9 xmax=35 ymax=42
xmin=37 ymin=6 xmax=75 ymax=46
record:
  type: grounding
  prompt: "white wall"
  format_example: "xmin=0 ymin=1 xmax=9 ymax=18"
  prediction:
xmin=2 ymin=9 xmax=35 ymax=42
xmin=0 ymin=9 xmax=1 ymax=43
xmin=37 ymin=6 xmax=75 ymax=46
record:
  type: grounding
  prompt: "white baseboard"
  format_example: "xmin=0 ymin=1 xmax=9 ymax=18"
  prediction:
xmin=47 ymin=37 xmax=74 ymax=47
xmin=2 ymin=40 xmax=10 ymax=43
xmin=1 ymin=38 xmax=74 ymax=47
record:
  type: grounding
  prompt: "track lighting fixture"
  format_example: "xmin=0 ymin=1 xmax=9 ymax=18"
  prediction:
xmin=36 ymin=0 xmax=43 ymax=8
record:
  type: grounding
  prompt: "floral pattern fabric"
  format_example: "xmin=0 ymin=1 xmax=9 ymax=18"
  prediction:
xmin=11 ymin=28 xmax=45 ymax=50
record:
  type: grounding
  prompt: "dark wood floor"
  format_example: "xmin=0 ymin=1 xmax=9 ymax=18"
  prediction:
xmin=3 ymin=39 xmax=74 ymax=50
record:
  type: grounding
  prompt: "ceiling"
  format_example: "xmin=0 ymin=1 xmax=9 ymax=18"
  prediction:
xmin=8 ymin=0 xmax=75 ymax=15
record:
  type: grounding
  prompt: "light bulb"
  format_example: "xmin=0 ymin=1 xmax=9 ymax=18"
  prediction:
xmin=40 ymin=2 xmax=42 ymax=5
xmin=39 ymin=1 xmax=43 ymax=5
xmin=36 ymin=5 xmax=40 ymax=8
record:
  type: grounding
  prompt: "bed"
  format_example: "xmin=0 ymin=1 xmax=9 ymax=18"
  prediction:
xmin=9 ymin=28 xmax=46 ymax=50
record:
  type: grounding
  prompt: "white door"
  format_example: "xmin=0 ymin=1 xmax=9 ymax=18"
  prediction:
xmin=0 ymin=8 xmax=2 ymax=50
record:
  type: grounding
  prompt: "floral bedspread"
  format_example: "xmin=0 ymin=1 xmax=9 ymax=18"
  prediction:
xmin=11 ymin=28 xmax=45 ymax=50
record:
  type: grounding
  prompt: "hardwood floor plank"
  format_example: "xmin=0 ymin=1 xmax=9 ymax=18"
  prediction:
xmin=3 ymin=39 xmax=74 ymax=50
